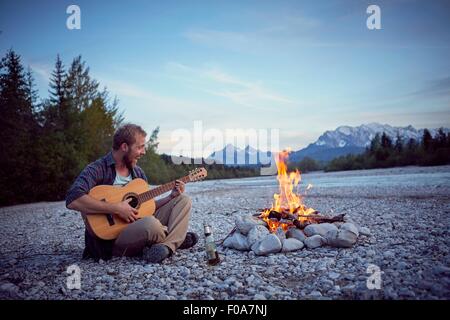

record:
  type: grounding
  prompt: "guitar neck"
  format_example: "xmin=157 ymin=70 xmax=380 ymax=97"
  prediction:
xmin=139 ymin=175 xmax=191 ymax=203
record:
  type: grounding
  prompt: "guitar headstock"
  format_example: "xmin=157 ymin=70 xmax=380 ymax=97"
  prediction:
xmin=188 ymin=167 xmax=208 ymax=182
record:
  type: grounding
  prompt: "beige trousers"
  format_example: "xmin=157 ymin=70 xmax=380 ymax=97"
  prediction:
xmin=112 ymin=194 xmax=192 ymax=257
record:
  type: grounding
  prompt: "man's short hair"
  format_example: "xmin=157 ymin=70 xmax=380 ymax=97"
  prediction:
xmin=113 ymin=123 xmax=147 ymax=150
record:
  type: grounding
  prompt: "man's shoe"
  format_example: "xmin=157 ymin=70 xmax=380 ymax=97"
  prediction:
xmin=179 ymin=232 xmax=199 ymax=249
xmin=143 ymin=244 xmax=171 ymax=263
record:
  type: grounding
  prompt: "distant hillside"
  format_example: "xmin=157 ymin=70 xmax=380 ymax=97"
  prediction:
xmin=290 ymin=123 xmax=450 ymax=162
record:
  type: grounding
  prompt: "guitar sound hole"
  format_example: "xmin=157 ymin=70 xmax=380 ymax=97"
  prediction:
xmin=106 ymin=214 xmax=115 ymax=226
xmin=125 ymin=195 xmax=139 ymax=212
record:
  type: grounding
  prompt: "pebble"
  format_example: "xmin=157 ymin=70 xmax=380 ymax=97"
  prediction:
xmin=286 ymin=228 xmax=307 ymax=242
xmin=252 ymin=234 xmax=282 ymax=255
xmin=223 ymin=231 xmax=250 ymax=251
xmin=308 ymin=290 xmax=322 ymax=298
xmin=304 ymin=223 xmax=338 ymax=237
xmin=282 ymin=238 xmax=304 ymax=252
xmin=304 ymin=235 xmax=327 ymax=249
xmin=340 ymin=223 xmax=360 ymax=237
xmin=325 ymin=229 xmax=357 ymax=248
xmin=0 ymin=283 xmax=19 ymax=298
xmin=359 ymin=227 xmax=372 ymax=237
xmin=328 ymin=272 xmax=340 ymax=280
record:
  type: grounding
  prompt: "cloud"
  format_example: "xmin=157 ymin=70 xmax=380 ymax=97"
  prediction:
xmin=183 ymin=10 xmax=321 ymax=47
xmin=181 ymin=11 xmax=349 ymax=53
xmin=411 ymin=76 xmax=450 ymax=98
xmin=98 ymin=77 xmax=214 ymax=114
xmin=184 ymin=29 xmax=250 ymax=51
xmin=256 ymin=13 xmax=321 ymax=34
xmin=166 ymin=62 xmax=294 ymax=108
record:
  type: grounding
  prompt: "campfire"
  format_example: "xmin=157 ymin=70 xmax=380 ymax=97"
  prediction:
xmin=257 ymin=150 xmax=344 ymax=233
xmin=222 ymin=149 xmax=361 ymax=255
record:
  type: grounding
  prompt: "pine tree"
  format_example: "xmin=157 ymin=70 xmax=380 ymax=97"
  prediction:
xmin=25 ymin=67 xmax=39 ymax=111
xmin=394 ymin=132 xmax=403 ymax=153
xmin=65 ymin=55 xmax=99 ymax=111
xmin=370 ymin=133 xmax=381 ymax=152
xmin=0 ymin=50 xmax=39 ymax=205
xmin=36 ymin=55 xmax=122 ymax=200
xmin=422 ymin=129 xmax=433 ymax=151
xmin=49 ymin=54 xmax=66 ymax=106
xmin=407 ymin=138 xmax=417 ymax=150
xmin=436 ymin=128 xmax=447 ymax=149
xmin=381 ymin=132 xmax=393 ymax=149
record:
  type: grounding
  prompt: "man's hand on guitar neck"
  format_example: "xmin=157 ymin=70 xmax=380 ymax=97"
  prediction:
xmin=154 ymin=180 xmax=186 ymax=210
xmin=169 ymin=180 xmax=185 ymax=199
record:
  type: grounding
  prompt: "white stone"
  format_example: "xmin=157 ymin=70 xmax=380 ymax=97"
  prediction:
xmin=235 ymin=215 xmax=266 ymax=235
xmin=247 ymin=225 xmax=270 ymax=247
xmin=281 ymin=238 xmax=304 ymax=252
xmin=275 ymin=227 xmax=286 ymax=242
xmin=359 ymin=226 xmax=371 ymax=237
xmin=333 ymin=222 xmax=344 ymax=228
xmin=325 ymin=229 xmax=357 ymax=248
xmin=0 ymin=282 xmax=19 ymax=298
xmin=308 ymin=290 xmax=323 ymax=298
xmin=340 ymin=223 xmax=359 ymax=237
xmin=304 ymin=235 xmax=327 ymax=249
xmin=328 ymin=272 xmax=340 ymax=280
xmin=223 ymin=231 xmax=250 ymax=251
xmin=286 ymin=228 xmax=306 ymax=242
xmin=304 ymin=223 xmax=338 ymax=237
xmin=252 ymin=234 xmax=282 ymax=255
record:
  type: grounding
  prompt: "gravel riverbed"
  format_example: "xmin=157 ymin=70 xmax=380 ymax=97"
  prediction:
xmin=1 ymin=165 xmax=449 ymax=300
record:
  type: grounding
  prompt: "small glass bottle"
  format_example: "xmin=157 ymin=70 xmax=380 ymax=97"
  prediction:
xmin=204 ymin=222 xmax=220 ymax=266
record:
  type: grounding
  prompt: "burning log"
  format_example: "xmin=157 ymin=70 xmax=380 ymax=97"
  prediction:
xmin=267 ymin=210 xmax=282 ymax=220
xmin=257 ymin=208 xmax=319 ymax=216
xmin=255 ymin=209 xmax=344 ymax=223
xmin=293 ymin=219 xmax=311 ymax=229
xmin=297 ymin=213 xmax=346 ymax=223
xmin=254 ymin=210 xmax=345 ymax=230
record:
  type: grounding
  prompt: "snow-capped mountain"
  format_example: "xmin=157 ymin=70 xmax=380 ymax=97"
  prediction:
xmin=206 ymin=123 xmax=448 ymax=165
xmin=208 ymin=144 xmax=273 ymax=166
xmin=312 ymin=123 xmax=428 ymax=148
xmin=289 ymin=123 xmax=449 ymax=162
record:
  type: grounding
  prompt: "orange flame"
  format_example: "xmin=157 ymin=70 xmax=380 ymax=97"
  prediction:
xmin=261 ymin=149 xmax=316 ymax=232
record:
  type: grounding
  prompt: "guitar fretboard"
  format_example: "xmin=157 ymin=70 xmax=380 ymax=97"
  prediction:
xmin=138 ymin=175 xmax=191 ymax=202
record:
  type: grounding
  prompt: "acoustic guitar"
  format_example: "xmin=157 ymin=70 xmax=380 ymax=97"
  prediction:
xmin=81 ymin=167 xmax=207 ymax=240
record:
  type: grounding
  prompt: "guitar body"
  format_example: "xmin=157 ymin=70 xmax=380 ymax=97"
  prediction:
xmin=82 ymin=178 xmax=156 ymax=240
xmin=79 ymin=167 xmax=207 ymax=240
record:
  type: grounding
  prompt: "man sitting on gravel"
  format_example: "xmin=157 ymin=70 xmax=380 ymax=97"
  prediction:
xmin=65 ymin=123 xmax=199 ymax=263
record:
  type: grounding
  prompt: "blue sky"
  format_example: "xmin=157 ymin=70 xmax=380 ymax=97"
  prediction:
xmin=1 ymin=0 xmax=449 ymax=156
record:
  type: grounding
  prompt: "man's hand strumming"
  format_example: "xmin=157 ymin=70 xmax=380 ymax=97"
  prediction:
xmin=113 ymin=198 xmax=139 ymax=223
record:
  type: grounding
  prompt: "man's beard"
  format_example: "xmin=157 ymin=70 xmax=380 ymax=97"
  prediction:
xmin=123 ymin=152 xmax=134 ymax=168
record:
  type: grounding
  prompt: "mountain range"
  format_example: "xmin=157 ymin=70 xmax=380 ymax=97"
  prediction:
xmin=208 ymin=144 xmax=272 ymax=166
xmin=289 ymin=123 xmax=449 ymax=162
xmin=208 ymin=123 xmax=449 ymax=164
